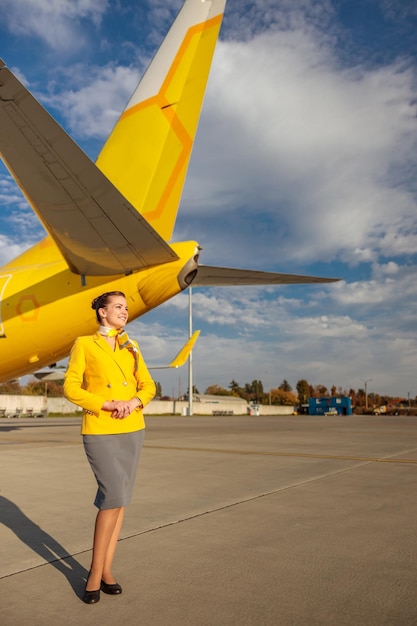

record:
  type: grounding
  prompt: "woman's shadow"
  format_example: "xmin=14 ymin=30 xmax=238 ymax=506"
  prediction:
xmin=0 ymin=495 xmax=88 ymax=598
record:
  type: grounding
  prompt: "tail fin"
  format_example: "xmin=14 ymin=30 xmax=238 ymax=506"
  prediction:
xmin=96 ymin=0 xmax=227 ymax=241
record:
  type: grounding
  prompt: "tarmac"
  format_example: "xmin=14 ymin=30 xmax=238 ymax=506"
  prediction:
xmin=1 ymin=413 xmax=417 ymax=626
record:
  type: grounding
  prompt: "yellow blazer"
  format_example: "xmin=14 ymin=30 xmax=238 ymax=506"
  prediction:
xmin=64 ymin=332 xmax=156 ymax=435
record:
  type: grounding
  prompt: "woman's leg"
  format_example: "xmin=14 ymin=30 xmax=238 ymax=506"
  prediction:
xmin=86 ymin=506 xmax=125 ymax=590
xmin=102 ymin=507 xmax=125 ymax=583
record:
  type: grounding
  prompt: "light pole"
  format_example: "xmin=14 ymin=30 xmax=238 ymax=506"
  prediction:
xmin=188 ymin=286 xmax=193 ymax=416
xmin=265 ymin=371 xmax=271 ymax=406
xmin=362 ymin=378 xmax=372 ymax=410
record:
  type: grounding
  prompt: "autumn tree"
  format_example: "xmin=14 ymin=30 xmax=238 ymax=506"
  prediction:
xmin=315 ymin=384 xmax=328 ymax=397
xmin=270 ymin=388 xmax=298 ymax=406
xmin=356 ymin=388 xmax=366 ymax=406
xmin=25 ymin=380 xmax=64 ymax=397
xmin=348 ymin=389 xmax=356 ymax=406
xmin=0 ymin=380 xmax=22 ymax=394
xmin=205 ymin=384 xmax=231 ymax=396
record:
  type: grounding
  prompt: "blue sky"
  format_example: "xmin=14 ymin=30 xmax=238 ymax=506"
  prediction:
xmin=1 ymin=0 xmax=417 ymax=398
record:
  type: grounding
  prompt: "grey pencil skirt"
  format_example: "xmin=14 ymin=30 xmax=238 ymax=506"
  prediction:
xmin=83 ymin=429 xmax=145 ymax=510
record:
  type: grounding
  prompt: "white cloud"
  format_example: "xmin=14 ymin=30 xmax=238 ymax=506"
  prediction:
xmin=0 ymin=172 xmax=45 ymax=262
xmin=376 ymin=261 xmax=400 ymax=276
xmin=28 ymin=1 xmax=417 ymax=271
xmin=331 ymin=263 xmax=417 ymax=308
xmin=1 ymin=0 xmax=109 ymax=50
xmin=44 ymin=65 xmax=141 ymax=139
xmin=182 ymin=29 xmax=417 ymax=267
xmin=131 ymin=313 xmax=396 ymax=396
xmin=222 ymin=0 xmax=336 ymax=42
xmin=135 ymin=275 xmax=417 ymax=397
xmin=0 ymin=234 xmax=32 ymax=266
xmin=0 ymin=175 xmax=28 ymax=211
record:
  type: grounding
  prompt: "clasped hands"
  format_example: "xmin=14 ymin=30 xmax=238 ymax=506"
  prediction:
xmin=102 ymin=398 xmax=139 ymax=419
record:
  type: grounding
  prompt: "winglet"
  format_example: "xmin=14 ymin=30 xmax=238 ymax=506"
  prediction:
xmin=150 ymin=330 xmax=201 ymax=369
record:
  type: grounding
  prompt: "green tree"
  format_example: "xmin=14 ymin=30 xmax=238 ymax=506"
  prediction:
xmin=246 ymin=380 xmax=264 ymax=403
xmin=279 ymin=379 xmax=292 ymax=392
xmin=228 ymin=379 xmax=241 ymax=396
xmin=296 ymin=379 xmax=310 ymax=404
xmin=155 ymin=382 xmax=162 ymax=398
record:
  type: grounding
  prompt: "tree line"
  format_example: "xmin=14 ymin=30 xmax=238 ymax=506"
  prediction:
xmin=195 ymin=379 xmax=413 ymax=409
xmin=0 ymin=377 xmax=412 ymax=409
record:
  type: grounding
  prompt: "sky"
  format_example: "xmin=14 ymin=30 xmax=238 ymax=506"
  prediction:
xmin=1 ymin=0 xmax=417 ymax=399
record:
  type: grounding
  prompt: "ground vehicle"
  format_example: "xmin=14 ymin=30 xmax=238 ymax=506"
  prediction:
xmin=324 ymin=408 xmax=338 ymax=416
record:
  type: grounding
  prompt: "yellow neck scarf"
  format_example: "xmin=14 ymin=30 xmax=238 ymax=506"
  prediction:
xmin=99 ymin=326 xmax=138 ymax=373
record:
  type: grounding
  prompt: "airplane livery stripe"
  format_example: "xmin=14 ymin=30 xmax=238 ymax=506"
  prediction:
xmin=96 ymin=13 xmax=224 ymax=240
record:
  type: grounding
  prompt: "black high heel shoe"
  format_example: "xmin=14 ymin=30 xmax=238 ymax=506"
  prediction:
xmin=101 ymin=580 xmax=122 ymax=595
xmin=83 ymin=572 xmax=101 ymax=604
xmin=83 ymin=588 xmax=101 ymax=604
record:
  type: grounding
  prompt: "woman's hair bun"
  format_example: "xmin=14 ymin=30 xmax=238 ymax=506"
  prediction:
xmin=91 ymin=296 xmax=100 ymax=310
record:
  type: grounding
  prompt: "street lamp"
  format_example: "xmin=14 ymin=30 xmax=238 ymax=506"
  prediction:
xmin=362 ymin=378 xmax=373 ymax=410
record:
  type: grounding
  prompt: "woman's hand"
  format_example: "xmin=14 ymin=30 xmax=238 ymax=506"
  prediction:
xmin=102 ymin=398 xmax=142 ymax=419
xmin=102 ymin=400 xmax=132 ymax=419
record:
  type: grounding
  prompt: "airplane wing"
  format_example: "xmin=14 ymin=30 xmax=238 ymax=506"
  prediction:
xmin=0 ymin=0 xmax=228 ymax=276
xmin=149 ymin=330 xmax=200 ymax=369
xmin=0 ymin=59 xmax=178 ymax=276
xmin=192 ymin=266 xmax=340 ymax=286
xmin=32 ymin=331 xmax=200 ymax=379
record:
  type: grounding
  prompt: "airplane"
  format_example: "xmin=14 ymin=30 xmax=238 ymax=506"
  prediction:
xmin=0 ymin=0 xmax=338 ymax=384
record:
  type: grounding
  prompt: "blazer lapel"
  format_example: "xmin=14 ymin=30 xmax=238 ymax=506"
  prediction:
xmin=93 ymin=332 xmax=133 ymax=381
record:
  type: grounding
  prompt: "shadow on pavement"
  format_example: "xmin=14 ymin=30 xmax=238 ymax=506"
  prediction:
xmin=0 ymin=496 xmax=88 ymax=599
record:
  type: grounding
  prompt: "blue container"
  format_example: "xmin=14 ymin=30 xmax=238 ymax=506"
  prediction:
xmin=308 ymin=396 xmax=352 ymax=416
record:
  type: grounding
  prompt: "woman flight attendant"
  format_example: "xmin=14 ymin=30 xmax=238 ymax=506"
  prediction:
xmin=64 ymin=291 xmax=155 ymax=604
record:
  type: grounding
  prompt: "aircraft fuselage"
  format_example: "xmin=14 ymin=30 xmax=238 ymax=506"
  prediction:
xmin=0 ymin=237 xmax=199 ymax=382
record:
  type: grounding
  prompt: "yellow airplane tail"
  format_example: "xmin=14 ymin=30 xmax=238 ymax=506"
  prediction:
xmin=96 ymin=0 xmax=227 ymax=242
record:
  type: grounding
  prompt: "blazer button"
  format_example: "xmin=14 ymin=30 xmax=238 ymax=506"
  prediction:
xmin=107 ymin=383 xmax=112 ymax=388
xmin=122 ymin=381 xmax=127 ymax=386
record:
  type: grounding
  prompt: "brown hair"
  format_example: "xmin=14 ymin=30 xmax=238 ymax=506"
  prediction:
xmin=91 ymin=291 xmax=126 ymax=323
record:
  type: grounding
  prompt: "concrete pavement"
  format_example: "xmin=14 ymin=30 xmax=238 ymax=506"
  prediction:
xmin=1 ymin=414 xmax=417 ymax=625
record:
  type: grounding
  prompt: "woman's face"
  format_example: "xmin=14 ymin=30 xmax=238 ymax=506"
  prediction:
xmin=99 ymin=296 xmax=129 ymax=329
